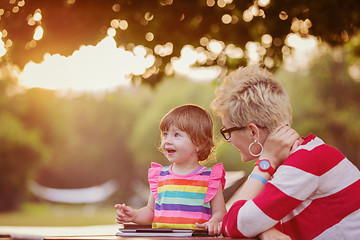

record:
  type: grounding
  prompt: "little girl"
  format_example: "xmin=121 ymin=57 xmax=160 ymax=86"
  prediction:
xmin=115 ymin=104 xmax=226 ymax=236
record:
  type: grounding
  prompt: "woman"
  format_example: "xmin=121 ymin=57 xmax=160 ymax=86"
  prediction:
xmin=210 ymin=65 xmax=360 ymax=239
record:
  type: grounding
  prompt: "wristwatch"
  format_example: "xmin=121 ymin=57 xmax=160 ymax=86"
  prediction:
xmin=255 ymin=159 xmax=276 ymax=176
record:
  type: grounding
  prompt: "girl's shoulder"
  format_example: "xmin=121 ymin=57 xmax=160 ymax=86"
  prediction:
xmin=148 ymin=162 xmax=167 ymax=201
xmin=204 ymin=163 xmax=226 ymax=203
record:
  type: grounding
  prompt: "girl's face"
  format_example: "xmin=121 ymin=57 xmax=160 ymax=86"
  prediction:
xmin=222 ymin=117 xmax=257 ymax=163
xmin=161 ymin=125 xmax=198 ymax=165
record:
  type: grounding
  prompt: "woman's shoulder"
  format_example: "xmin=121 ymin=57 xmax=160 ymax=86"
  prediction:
xmin=284 ymin=134 xmax=347 ymax=175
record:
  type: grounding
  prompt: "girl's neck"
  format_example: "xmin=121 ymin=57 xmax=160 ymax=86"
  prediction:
xmin=171 ymin=162 xmax=202 ymax=175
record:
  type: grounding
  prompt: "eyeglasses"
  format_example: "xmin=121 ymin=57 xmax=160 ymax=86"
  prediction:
xmin=220 ymin=126 xmax=245 ymax=140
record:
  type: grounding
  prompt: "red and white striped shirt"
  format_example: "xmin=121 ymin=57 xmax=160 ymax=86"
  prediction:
xmin=222 ymin=134 xmax=360 ymax=239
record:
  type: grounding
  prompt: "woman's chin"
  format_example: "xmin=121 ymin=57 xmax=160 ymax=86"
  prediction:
xmin=240 ymin=154 xmax=256 ymax=163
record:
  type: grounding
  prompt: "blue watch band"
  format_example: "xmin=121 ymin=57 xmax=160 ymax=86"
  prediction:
xmin=249 ymin=173 xmax=267 ymax=185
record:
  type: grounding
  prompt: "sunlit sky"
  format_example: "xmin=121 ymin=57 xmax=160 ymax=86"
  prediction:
xmin=16 ymin=36 xmax=228 ymax=92
xmin=18 ymin=37 xmax=153 ymax=91
xmin=15 ymin=34 xmax=317 ymax=92
xmin=0 ymin=0 xmax=321 ymax=93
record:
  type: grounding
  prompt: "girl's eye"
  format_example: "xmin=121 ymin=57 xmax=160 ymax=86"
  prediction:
xmin=175 ymin=133 xmax=180 ymax=137
xmin=162 ymin=132 xmax=168 ymax=137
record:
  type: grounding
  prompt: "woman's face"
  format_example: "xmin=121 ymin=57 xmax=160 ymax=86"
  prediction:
xmin=222 ymin=117 xmax=260 ymax=162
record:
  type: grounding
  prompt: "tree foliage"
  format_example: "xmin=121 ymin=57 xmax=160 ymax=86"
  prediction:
xmin=1 ymin=0 xmax=360 ymax=212
xmin=1 ymin=0 xmax=360 ymax=85
xmin=0 ymin=66 xmax=49 ymax=212
xmin=1 ymin=39 xmax=360 ymax=211
xmin=279 ymin=40 xmax=360 ymax=168
xmin=17 ymin=89 xmax=141 ymax=203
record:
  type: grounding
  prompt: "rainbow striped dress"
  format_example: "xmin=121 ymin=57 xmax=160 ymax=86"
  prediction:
xmin=148 ymin=162 xmax=225 ymax=229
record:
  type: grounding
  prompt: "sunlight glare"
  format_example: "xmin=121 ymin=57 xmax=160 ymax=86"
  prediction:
xmin=217 ymin=0 xmax=226 ymax=8
xmin=107 ymin=27 xmax=116 ymax=37
xmin=245 ymin=42 xmax=262 ymax=64
xmin=12 ymin=6 xmax=20 ymax=13
xmin=119 ymin=20 xmax=128 ymax=30
xmin=206 ymin=0 xmax=215 ymax=7
xmin=154 ymin=42 xmax=173 ymax=57
xmin=33 ymin=26 xmax=43 ymax=40
xmin=112 ymin=3 xmax=120 ymax=12
xmin=279 ymin=11 xmax=288 ymax=20
xmin=258 ymin=0 xmax=270 ymax=7
xmin=284 ymin=33 xmax=318 ymax=71
xmin=172 ymin=45 xmax=221 ymax=82
xmin=225 ymin=44 xmax=243 ymax=59
xmin=33 ymin=11 xmax=42 ymax=21
xmin=261 ymin=34 xmax=272 ymax=48
xmin=349 ymin=64 xmax=360 ymax=82
xmin=221 ymin=14 xmax=232 ymax=24
xmin=18 ymin=0 xmax=26 ymax=7
xmin=243 ymin=10 xmax=253 ymax=22
xmin=110 ymin=19 xmax=120 ymax=28
xmin=133 ymin=45 xmax=147 ymax=57
xmin=145 ymin=32 xmax=154 ymax=41
xmin=0 ymin=38 xmax=6 ymax=57
xmin=208 ymin=40 xmax=224 ymax=55
xmin=286 ymin=33 xmax=317 ymax=50
xmin=180 ymin=45 xmax=197 ymax=65
xmin=18 ymin=37 xmax=154 ymax=92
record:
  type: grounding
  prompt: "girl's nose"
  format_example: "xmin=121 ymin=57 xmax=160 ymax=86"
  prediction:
xmin=162 ymin=136 xmax=171 ymax=144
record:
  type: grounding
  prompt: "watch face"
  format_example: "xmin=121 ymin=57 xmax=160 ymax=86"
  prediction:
xmin=259 ymin=160 xmax=270 ymax=170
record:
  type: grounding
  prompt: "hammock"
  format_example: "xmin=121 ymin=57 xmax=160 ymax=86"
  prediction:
xmin=28 ymin=180 xmax=118 ymax=204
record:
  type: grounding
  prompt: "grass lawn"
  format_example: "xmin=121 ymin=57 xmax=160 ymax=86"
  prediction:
xmin=0 ymin=202 xmax=117 ymax=226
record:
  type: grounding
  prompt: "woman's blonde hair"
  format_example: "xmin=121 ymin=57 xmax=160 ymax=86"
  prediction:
xmin=211 ymin=65 xmax=292 ymax=132
xmin=160 ymin=104 xmax=215 ymax=161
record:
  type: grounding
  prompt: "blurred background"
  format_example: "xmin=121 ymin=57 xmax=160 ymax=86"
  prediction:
xmin=0 ymin=0 xmax=360 ymax=226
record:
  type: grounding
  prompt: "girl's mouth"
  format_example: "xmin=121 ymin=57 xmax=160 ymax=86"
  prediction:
xmin=166 ymin=149 xmax=176 ymax=155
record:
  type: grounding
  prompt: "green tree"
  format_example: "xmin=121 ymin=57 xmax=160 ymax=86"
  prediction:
xmin=0 ymin=67 xmax=49 ymax=211
xmin=1 ymin=0 xmax=359 ymax=85
xmin=18 ymin=89 xmax=141 ymax=202
xmin=278 ymin=40 xmax=360 ymax=169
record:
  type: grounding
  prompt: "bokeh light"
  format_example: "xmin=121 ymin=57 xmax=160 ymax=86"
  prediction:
xmin=221 ymin=14 xmax=232 ymax=24
xmin=279 ymin=11 xmax=288 ymax=20
xmin=145 ymin=32 xmax=154 ymax=41
xmin=206 ymin=0 xmax=215 ymax=7
xmin=0 ymin=37 xmax=6 ymax=57
xmin=33 ymin=26 xmax=43 ymax=41
xmin=349 ymin=64 xmax=360 ymax=82
xmin=258 ymin=0 xmax=270 ymax=7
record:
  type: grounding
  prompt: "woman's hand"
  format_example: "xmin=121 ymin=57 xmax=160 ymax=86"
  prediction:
xmin=114 ymin=203 xmax=137 ymax=224
xmin=260 ymin=126 xmax=300 ymax=168
xmin=195 ymin=220 xmax=222 ymax=236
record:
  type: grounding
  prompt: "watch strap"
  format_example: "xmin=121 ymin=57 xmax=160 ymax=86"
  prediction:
xmin=255 ymin=159 xmax=276 ymax=176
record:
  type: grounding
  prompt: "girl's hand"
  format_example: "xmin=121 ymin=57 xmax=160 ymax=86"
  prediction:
xmin=258 ymin=227 xmax=292 ymax=240
xmin=114 ymin=203 xmax=137 ymax=224
xmin=260 ymin=126 xmax=300 ymax=168
xmin=195 ymin=220 xmax=222 ymax=236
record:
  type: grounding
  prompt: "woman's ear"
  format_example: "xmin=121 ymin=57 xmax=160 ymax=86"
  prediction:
xmin=247 ymin=123 xmax=260 ymax=139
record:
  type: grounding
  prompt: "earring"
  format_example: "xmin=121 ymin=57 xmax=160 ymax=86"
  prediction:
xmin=248 ymin=139 xmax=263 ymax=157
